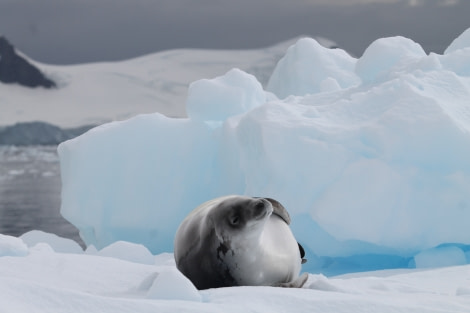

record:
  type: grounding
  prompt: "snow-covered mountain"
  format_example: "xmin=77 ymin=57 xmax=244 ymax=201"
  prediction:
xmin=0 ymin=36 xmax=337 ymax=130
xmin=0 ymin=36 xmax=56 ymax=88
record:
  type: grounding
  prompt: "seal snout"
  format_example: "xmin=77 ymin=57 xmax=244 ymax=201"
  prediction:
xmin=252 ymin=198 xmax=272 ymax=220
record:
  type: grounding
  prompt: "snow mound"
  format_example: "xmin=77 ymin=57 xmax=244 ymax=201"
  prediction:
xmin=0 ymin=234 xmax=28 ymax=257
xmin=97 ymin=241 xmax=155 ymax=265
xmin=20 ymin=230 xmax=83 ymax=254
xmin=147 ymin=268 xmax=202 ymax=301
xmin=307 ymin=274 xmax=344 ymax=292
xmin=154 ymin=253 xmax=176 ymax=266
xmin=29 ymin=242 xmax=55 ymax=254
xmin=59 ymin=28 xmax=470 ymax=275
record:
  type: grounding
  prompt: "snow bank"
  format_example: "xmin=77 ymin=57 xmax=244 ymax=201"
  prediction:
xmin=95 ymin=241 xmax=155 ymax=265
xmin=147 ymin=268 xmax=202 ymax=301
xmin=0 ymin=234 xmax=28 ymax=257
xmin=20 ymin=230 xmax=83 ymax=254
xmin=59 ymin=28 xmax=470 ymax=275
xmin=2 ymin=238 xmax=470 ymax=313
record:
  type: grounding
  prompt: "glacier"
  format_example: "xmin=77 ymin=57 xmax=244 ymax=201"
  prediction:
xmin=59 ymin=28 xmax=470 ymax=275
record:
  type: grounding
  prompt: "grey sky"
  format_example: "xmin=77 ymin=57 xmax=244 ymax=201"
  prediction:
xmin=0 ymin=0 xmax=469 ymax=64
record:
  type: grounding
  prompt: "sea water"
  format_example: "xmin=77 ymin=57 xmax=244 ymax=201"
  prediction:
xmin=0 ymin=145 xmax=83 ymax=246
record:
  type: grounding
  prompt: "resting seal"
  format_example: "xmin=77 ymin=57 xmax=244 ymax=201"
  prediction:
xmin=174 ymin=195 xmax=308 ymax=289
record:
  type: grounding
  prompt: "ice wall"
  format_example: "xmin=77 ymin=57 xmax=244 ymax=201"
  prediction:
xmin=59 ymin=28 xmax=470 ymax=275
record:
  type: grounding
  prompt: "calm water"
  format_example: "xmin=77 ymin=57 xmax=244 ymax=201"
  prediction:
xmin=0 ymin=145 xmax=84 ymax=246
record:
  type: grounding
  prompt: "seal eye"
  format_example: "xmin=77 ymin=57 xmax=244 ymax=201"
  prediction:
xmin=230 ymin=215 xmax=240 ymax=226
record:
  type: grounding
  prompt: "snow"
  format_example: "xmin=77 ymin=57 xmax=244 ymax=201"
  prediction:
xmin=20 ymin=230 xmax=83 ymax=254
xmin=0 ymin=233 xmax=28 ymax=256
xmin=1 ymin=235 xmax=470 ymax=312
xmin=59 ymin=28 xmax=470 ymax=277
xmin=94 ymin=241 xmax=155 ymax=265
xmin=0 ymin=37 xmax=314 ymax=128
xmin=146 ymin=267 xmax=202 ymax=301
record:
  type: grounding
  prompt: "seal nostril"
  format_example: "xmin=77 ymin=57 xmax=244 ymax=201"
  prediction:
xmin=253 ymin=200 xmax=268 ymax=218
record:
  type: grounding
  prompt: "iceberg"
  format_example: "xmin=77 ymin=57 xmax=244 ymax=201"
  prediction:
xmin=59 ymin=28 xmax=470 ymax=275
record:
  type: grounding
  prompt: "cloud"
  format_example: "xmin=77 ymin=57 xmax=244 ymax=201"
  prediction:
xmin=0 ymin=0 xmax=468 ymax=64
xmin=438 ymin=0 xmax=460 ymax=6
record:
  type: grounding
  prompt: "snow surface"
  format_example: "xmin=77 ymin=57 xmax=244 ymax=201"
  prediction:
xmin=0 ymin=37 xmax=333 ymax=128
xmin=59 ymin=28 xmax=470 ymax=276
xmin=1 ymin=232 xmax=470 ymax=313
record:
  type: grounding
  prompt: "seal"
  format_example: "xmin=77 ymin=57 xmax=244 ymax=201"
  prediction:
xmin=174 ymin=195 xmax=308 ymax=290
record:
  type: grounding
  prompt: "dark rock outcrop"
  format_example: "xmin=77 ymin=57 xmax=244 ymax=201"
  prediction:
xmin=0 ymin=36 xmax=56 ymax=88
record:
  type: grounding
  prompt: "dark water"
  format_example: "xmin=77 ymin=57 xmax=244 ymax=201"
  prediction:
xmin=0 ymin=145 xmax=84 ymax=246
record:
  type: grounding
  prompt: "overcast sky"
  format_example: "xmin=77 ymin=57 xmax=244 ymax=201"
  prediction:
xmin=0 ymin=0 xmax=469 ymax=64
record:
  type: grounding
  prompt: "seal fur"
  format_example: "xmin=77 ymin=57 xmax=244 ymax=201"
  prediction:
xmin=174 ymin=195 xmax=307 ymax=289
